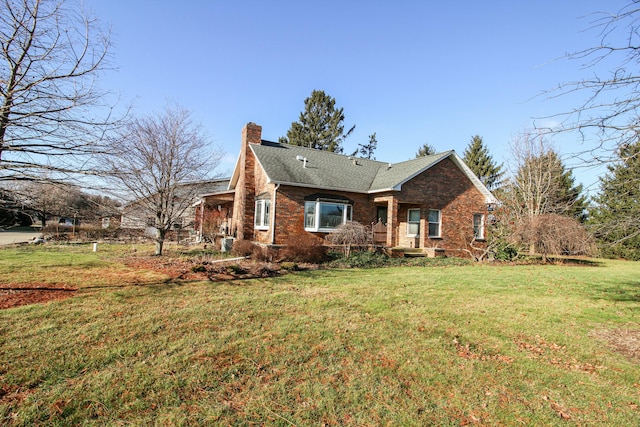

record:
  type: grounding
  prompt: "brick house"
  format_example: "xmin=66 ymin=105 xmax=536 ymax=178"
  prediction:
xmin=205 ymin=122 xmax=497 ymax=257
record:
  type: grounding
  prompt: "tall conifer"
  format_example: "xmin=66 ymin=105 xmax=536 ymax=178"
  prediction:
xmin=589 ymin=141 xmax=640 ymax=259
xmin=280 ymin=90 xmax=354 ymax=153
xmin=462 ymin=135 xmax=503 ymax=190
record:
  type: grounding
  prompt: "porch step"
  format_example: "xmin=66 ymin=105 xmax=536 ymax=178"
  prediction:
xmin=404 ymin=251 xmax=426 ymax=258
xmin=389 ymin=247 xmax=445 ymax=258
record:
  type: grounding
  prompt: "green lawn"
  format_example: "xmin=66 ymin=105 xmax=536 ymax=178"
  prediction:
xmin=1 ymin=245 xmax=639 ymax=425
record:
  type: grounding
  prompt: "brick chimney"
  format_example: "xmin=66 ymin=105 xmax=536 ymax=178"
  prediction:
xmin=242 ymin=122 xmax=262 ymax=146
xmin=232 ymin=123 xmax=262 ymax=241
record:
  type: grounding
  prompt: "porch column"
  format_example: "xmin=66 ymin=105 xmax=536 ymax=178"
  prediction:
xmin=386 ymin=198 xmax=398 ymax=247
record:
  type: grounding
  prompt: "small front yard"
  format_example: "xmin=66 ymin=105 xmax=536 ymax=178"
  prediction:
xmin=0 ymin=244 xmax=639 ymax=425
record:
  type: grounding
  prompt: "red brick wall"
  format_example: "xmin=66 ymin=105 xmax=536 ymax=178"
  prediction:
xmin=272 ymin=186 xmax=374 ymax=245
xmin=395 ymin=157 xmax=487 ymax=256
xmin=231 ymin=123 xmax=262 ymax=240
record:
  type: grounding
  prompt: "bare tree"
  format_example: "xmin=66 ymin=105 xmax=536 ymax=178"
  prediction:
xmin=0 ymin=0 xmax=122 ymax=184
xmin=107 ymin=103 xmax=223 ymax=255
xmin=500 ymin=130 xmax=587 ymax=255
xmin=545 ymin=2 xmax=640 ymax=163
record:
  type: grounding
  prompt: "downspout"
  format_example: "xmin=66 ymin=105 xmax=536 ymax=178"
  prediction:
xmin=271 ymin=184 xmax=280 ymax=245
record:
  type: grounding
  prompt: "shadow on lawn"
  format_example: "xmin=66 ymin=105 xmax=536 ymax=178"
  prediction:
xmin=594 ymin=281 xmax=640 ymax=303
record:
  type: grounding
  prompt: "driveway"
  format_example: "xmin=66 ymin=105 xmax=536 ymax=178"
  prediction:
xmin=0 ymin=230 xmax=43 ymax=245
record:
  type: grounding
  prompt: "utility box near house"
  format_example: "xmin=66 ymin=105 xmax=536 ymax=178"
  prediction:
xmin=221 ymin=237 xmax=234 ymax=252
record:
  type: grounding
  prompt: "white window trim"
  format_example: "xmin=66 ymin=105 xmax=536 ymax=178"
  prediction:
xmin=428 ymin=209 xmax=441 ymax=238
xmin=473 ymin=213 xmax=485 ymax=240
xmin=407 ymin=208 xmax=420 ymax=237
xmin=304 ymin=201 xmax=352 ymax=232
xmin=254 ymin=199 xmax=270 ymax=230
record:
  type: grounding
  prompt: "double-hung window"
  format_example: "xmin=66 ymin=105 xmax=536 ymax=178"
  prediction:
xmin=304 ymin=197 xmax=352 ymax=232
xmin=254 ymin=198 xmax=271 ymax=230
xmin=473 ymin=213 xmax=485 ymax=240
xmin=407 ymin=209 xmax=420 ymax=236
xmin=428 ymin=209 xmax=441 ymax=238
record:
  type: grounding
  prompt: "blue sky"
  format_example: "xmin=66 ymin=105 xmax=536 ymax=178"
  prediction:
xmin=86 ymin=0 xmax=628 ymax=194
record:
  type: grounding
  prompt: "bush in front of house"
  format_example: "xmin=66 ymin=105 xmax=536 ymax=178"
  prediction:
xmin=280 ymin=235 xmax=328 ymax=264
xmin=328 ymin=250 xmax=396 ymax=268
xmin=230 ymin=239 xmax=255 ymax=257
xmin=326 ymin=221 xmax=373 ymax=256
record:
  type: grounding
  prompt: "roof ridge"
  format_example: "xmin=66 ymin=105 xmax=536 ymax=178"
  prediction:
xmin=387 ymin=150 xmax=454 ymax=167
xmin=278 ymin=142 xmax=387 ymax=165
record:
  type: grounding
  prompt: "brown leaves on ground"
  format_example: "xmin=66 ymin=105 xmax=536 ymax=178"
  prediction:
xmin=123 ymin=256 xmax=286 ymax=282
xmin=0 ymin=283 xmax=76 ymax=310
xmin=0 ymin=254 xmax=289 ymax=310
xmin=591 ymin=327 xmax=640 ymax=363
xmin=515 ymin=334 xmax=607 ymax=372
xmin=453 ymin=337 xmax=514 ymax=364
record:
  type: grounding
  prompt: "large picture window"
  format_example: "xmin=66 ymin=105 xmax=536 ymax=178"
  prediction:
xmin=407 ymin=208 xmax=420 ymax=236
xmin=254 ymin=199 xmax=270 ymax=230
xmin=428 ymin=209 xmax=441 ymax=238
xmin=305 ymin=201 xmax=352 ymax=231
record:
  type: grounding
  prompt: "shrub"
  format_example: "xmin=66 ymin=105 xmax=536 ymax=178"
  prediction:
xmin=231 ymin=239 xmax=255 ymax=257
xmin=326 ymin=222 xmax=372 ymax=256
xmin=252 ymin=245 xmax=279 ymax=262
xmin=328 ymin=251 xmax=394 ymax=268
xmin=190 ymin=264 xmax=207 ymax=273
xmin=280 ymin=261 xmax=299 ymax=271
xmin=281 ymin=235 xmax=328 ymax=263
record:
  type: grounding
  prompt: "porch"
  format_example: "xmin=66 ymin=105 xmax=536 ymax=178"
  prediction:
xmin=371 ymin=196 xmax=444 ymax=257
xmin=371 ymin=220 xmax=445 ymax=258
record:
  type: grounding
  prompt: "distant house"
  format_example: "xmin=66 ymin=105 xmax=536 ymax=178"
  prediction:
xmin=120 ymin=179 xmax=230 ymax=238
xmin=200 ymin=122 xmax=498 ymax=257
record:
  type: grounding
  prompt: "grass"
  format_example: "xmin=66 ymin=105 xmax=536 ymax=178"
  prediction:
xmin=1 ymin=245 xmax=639 ymax=425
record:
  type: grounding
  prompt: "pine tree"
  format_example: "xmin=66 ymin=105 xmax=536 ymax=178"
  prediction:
xmin=280 ymin=90 xmax=355 ymax=153
xmin=415 ymin=142 xmax=436 ymax=157
xmin=589 ymin=141 xmax=640 ymax=260
xmin=355 ymin=133 xmax=377 ymax=159
xmin=512 ymin=149 xmax=587 ymax=221
xmin=462 ymin=135 xmax=504 ymax=190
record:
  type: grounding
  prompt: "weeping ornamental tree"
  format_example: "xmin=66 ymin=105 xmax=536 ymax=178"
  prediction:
xmin=107 ymin=104 xmax=223 ymax=256
xmin=280 ymin=90 xmax=355 ymax=153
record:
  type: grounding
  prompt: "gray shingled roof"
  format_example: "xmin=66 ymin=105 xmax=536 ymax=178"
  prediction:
xmin=250 ymin=142 xmax=454 ymax=193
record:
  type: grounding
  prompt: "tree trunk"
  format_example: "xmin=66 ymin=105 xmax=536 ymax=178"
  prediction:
xmin=155 ymin=228 xmax=165 ymax=256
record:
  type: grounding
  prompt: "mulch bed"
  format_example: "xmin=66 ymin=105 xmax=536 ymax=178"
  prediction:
xmin=0 ymin=283 xmax=77 ymax=310
xmin=0 ymin=256 xmax=294 ymax=310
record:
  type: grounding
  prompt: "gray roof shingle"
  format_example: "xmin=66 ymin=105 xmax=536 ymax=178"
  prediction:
xmin=250 ymin=142 xmax=453 ymax=193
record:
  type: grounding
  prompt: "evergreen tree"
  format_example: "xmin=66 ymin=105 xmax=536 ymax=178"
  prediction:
xmin=589 ymin=141 xmax=640 ymax=260
xmin=415 ymin=142 xmax=436 ymax=157
xmin=280 ymin=90 xmax=355 ymax=153
xmin=354 ymin=133 xmax=377 ymax=159
xmin=513 ymin=149 xmax=587 ymax=221
xmin=462 ymin=135 xmax=504 ymax=190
